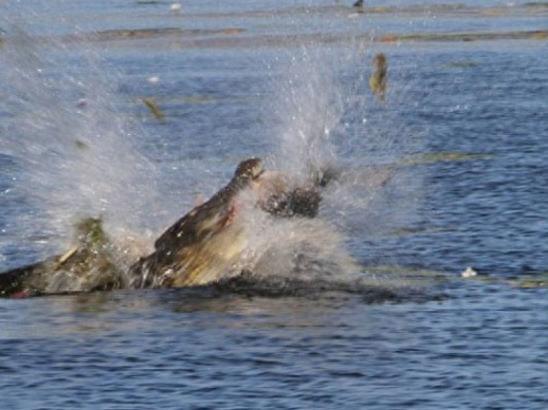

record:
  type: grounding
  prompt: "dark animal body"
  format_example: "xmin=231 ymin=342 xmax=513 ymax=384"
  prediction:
xmin=0 ymin=218 xmax=126 ymax=297
xmin=0 ymin=158 xmax=323 ymax=297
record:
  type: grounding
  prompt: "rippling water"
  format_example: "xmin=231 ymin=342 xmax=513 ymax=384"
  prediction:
xmin=1 ymin=1 xmax=547 ymax=409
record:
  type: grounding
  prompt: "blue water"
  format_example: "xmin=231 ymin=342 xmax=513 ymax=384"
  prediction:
xmin=1 ymin=1 xmax=547 ymax=409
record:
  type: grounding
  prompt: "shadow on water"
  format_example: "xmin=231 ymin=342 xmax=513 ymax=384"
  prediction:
xmin=38 ymin=268 xmax=449 ymax=310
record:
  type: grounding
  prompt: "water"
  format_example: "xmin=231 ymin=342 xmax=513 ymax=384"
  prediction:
xmin=1 ymin=1 xmax=547 ymax=408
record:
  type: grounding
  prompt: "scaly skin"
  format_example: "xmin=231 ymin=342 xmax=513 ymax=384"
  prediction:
xmin=130 ymin=157 xmax=322 ymax=288
xmin=0 ymin=158 xmax=324 ymax=297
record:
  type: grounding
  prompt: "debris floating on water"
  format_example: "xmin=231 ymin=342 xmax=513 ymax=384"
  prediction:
xmin=142 ymin=97 xmax=165 ymax=120
xmin=170 ymin=3 xmax=182 ymax=13
xmin=75 ymin=139 xmax=89 ymax=150
xmin=369 ymin=53 xmax=387 ymax=101
xmin=461 ymin=266 xmax=478 ymax=278
xmin=514 ymin=274 xmax=548 ymax=289
xmin=147 ymin=75 xmax=160 ymax=84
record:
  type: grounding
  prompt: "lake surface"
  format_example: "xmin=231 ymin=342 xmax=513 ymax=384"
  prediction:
xmin=1 ymin=1 xmax=547 ymax=409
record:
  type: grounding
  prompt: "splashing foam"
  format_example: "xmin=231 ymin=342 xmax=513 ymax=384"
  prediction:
xmin=266 ymin=45 xmax=424 ymax=233
xmin=267 ymin=47 xmax=343 ymax=180
xmin=0 ymin=26 xmax=162 ymax=264
xmin=0 ymin=16 xmax=428 ymax=295
xmin=231 ymin=45 xmax=428 ymax=293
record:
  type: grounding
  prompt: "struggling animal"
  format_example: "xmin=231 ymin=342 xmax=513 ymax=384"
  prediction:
xmin=0 ymin=158 xmax=323 ymax=297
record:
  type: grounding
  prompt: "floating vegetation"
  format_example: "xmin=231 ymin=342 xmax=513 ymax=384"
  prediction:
xmin=143 ymin=29 xmax=548 ymax=50
xmin=531 ymin=31 xmax=548 ymax=40
xmin=75 ymin=139 xmax=89 ymax=150
xmin=401 ymin=151 xmax=491 ymax=166
xmin=165 ymin=94 xmax=257 ymax=106
xmin=142 ymin=97 xmax=165 ymax=120
xmin=70 ymin=27 xmax=245 ymax=42
xmin=443 ymin=60 xmax=479 ymax=69
xmin=6 ymin=28 xmax=544 ymax=52
xmin=524 ymin=2 xmax=548 ymax=8
xmin=181 ymin=95 xmax=217 ymax=105
xmin=457 ymin=266 xmax=548 ymax=289
xmin=511 ymin=273 xmax=548 ymax=289
xmin=388 ymin=225 xmax=451 ymax=237
xmin=378 ymin=30 xmax=548 ymax=43
xmin=369 ymin=53 xmax=387 ymax=101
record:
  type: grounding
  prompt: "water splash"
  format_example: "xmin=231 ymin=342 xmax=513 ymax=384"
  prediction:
xmin=264 ymin=43 xmax=425 ymax=261
xmin=224 ymin=36 xmax=434 ymax=296
xmin=266 ymin=46 xmax=345 ymax=180
xmin=0 ymin=6 xmax=430 ymax=296
xmin=0 ymin=23 xmax=163 ymax=262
